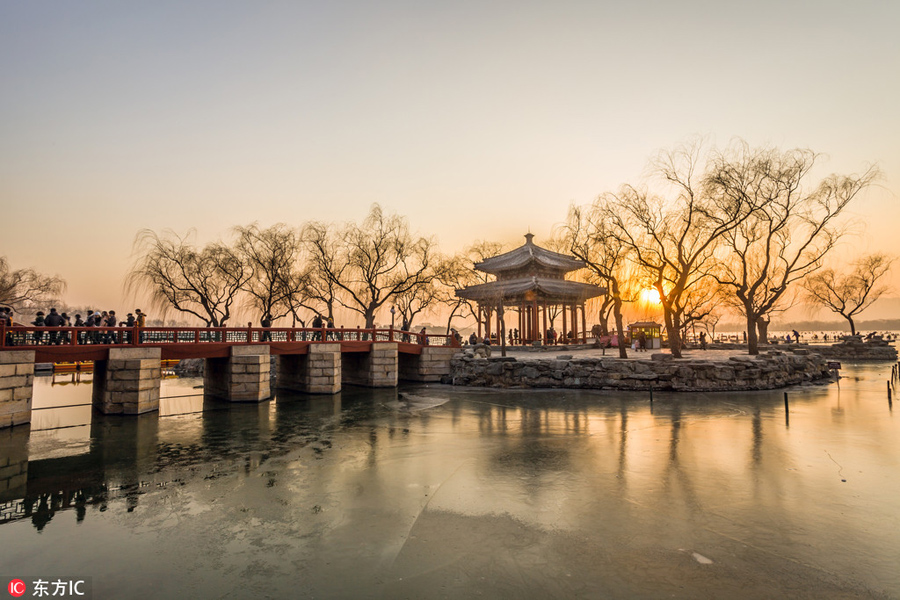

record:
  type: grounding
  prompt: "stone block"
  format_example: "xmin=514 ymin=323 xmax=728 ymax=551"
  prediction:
xmin=307 ymin=384 xmax=339 ymax=394
xmin=0 ymin=376 xmax=30 ymax=389
xmin=0 ymin=365 xmax=15 ymax=377
xmin=15 ymin=364 xmax=33 ymax=376
xmin=231 ymin=345 xmax=270 ymax=357
xmin=0 ymin=389 xmax=11 ymax=402
xmin=10 ymin=410 xmax=31 ymax=426
xmin=109 ymin=347 xmax=162 ymax=361
xmin=0 ymin=351 xmax=35 ymax=365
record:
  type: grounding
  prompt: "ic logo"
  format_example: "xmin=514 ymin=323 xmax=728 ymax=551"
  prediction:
xmin=7 ymin=579 xmax=26 ymax=598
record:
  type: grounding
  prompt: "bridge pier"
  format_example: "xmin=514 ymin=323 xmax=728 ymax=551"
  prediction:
xmin=93 ymin=348 xmax=162 ymax=415
xmin=0 ymin=350 xmax=35 ymax=429
xmin=276 ymin=343 xmax=342 ymax=394
xmin=204 ymin=345 xmax=271 ymax=402
xmin=343 ymin=342 xmax=398 ymax=388
xmin=0 ymin=424 xmax=29 ymax=500
xmin=399 ymin=347 xmax=456 ymax=382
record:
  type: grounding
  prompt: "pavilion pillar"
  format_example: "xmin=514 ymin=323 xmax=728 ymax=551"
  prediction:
xmin=581 ymin=303 xmax=587 ymax=344
xmin=518 ymin=305 xmax=524 ymax=344
xmin=562 ymin=303 xmax=568 ymax=343
xmin=496 ymin=307 xmax=501 ymax=344
xmin=532 ymin=298 xmax=538 ymax=345
xmin=477 ymin=306 xmax=482 ymax=339
xmin=571 ymin=304 xmax=578 ymax=344
xmin=542 ymin=302 xmax=548 ymax=344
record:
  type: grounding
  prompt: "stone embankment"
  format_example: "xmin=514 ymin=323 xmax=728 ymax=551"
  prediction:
xmin=450 ymin=348 xmax=832 ymax=392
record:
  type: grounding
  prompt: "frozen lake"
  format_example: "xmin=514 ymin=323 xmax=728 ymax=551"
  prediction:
xmin=1 ymin=362 xmax=898 ymax=599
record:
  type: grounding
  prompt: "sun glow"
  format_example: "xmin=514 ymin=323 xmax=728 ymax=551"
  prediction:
xmin=639 ymin=288 xmax=662 ymax=305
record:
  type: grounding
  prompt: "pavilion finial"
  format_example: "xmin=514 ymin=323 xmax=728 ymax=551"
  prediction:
xmin=524 ymin=232 xmax=535 ymax=245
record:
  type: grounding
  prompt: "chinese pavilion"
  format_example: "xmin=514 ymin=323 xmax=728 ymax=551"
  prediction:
xmin=455 ymin=233 xmax=607 ymax=344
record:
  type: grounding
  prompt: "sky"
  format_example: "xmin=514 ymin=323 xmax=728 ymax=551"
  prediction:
xmin=1 ymin=0 xmax=898 ymax=321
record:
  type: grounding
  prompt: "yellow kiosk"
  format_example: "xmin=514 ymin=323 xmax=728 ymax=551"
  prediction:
xmin=628 ymin=321 xmax=662 ymax=350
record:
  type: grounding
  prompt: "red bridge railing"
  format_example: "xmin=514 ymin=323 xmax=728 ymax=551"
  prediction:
xmin=0 ymin=325 xmax=460 ymax=350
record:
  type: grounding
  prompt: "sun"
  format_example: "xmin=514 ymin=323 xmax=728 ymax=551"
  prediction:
xmin=640 ymin=288 xmax=662 ymax=305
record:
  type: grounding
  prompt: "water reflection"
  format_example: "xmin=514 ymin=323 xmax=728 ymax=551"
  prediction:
xmin=0 ymin=365 xmax=898 ymax=598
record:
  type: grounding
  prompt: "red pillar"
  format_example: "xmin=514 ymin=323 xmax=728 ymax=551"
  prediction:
xmin=477 ymin=305 xmax=482 ymax=339
xmin=562 ymin=302 xmax=567 ymax=342
xmin=542 ymin=302 xmax=548 ymax=344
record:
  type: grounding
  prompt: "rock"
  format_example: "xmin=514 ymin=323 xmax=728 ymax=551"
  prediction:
xmin=556 ymin=355 xmax=573 ymax=360
xmin=651 ymin=354 xmax=673 ymax=361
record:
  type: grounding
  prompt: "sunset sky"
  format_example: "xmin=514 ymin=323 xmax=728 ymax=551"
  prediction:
xmin=2 ymin=1 xmax=898 ymax=320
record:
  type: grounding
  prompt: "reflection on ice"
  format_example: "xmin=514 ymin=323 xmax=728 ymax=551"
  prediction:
xmin=0 ymin=364 xmax=898 ymax=598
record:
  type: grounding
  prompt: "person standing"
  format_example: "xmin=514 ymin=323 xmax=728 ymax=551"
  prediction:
xmin=106 ymin=311 xmax=118 ymax=343
xmin=311 ymin=314 xmax=323 ymax=341
xmin=124 ymin=312 xmax=135 ymax=343
xmin=699 ymin=331 xmax=707 ymax=350
xmin=638 ymin=330 xmax=647 ymax=352
xmin=135 ymin=309 xmax=146 ymax=342
xmin=260 ymin=313 xmax=272 ymax=342
xmin=32 ymin=311 xmax=46 ymax=345
xmin=44 ymin=308 xmax=64 ymax=344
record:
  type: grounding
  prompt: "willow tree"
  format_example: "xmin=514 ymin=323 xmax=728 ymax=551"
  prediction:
xmin=708 ymin=143 xmax=877 ymax=353
xmin=803 ymin=253 xmax=893 ymax=336
xmin=234 ymin=223 xmax=302 ymax=323
xmin=128 ymin=230 xmax=248 ymax=327
xmin=561 ymin=202 xmax=632 ymax=358
xmin=307 ymin=204 xmax=438 ymax=329
xmin=0 ymin=256 xmax=66 ymax=310
xmin=604 ymin=141 xmax=753 ymax=358
xmin=437 ymin=241 xmax=504 ymax=335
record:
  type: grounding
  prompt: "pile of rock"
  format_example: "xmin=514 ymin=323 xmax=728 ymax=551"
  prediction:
xmin=449 ymin=350 xmax=831 ymax=392
xmin=812 ymin=336 xmax=898 ymax=362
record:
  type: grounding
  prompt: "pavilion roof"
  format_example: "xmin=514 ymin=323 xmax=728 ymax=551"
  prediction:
xmin=455 ymin=276 xmax=606 ymax=303
xmin=475 ymin=233 xmax=585 ymax=274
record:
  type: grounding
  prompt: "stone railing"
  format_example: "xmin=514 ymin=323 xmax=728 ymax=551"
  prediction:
xmin=450 ymin=350 xmax=832 ymax=392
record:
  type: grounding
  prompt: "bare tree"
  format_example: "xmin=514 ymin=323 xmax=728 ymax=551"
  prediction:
xmin=0 ymin=257 xmax=66 ymax=311
xmin=438 ymin=241 xmax=503 ymax=335
xmin=127 ymin=230 xmax=248 ymax=326
xmin=394 ymin=278 xmax=441 ymax=329
xmin=604 ymin=141 xmax=753 ymax=357
xmin=308 ymin=204 xmax=438 ymax=328
xmin=298 ymin=221 xmax=345 ymax=324
xmin=803 ymin=253 xmax=893 ymax=336
xmin=234 ymin=223 xmax=302 ymax=323
xmin=708 ymin=142 xmax=878 ymax=353
xmin=561 ymin=202 xmax=632 ymax=357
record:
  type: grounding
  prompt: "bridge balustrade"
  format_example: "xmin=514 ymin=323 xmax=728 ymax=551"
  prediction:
xmin=1 ymin=325 xmax=458 ymax=351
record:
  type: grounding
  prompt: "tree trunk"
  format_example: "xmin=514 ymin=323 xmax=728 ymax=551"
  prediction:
xmin=746 ymin=312 xmax=760 ymax=355
xmin=663 ymin=309 xmax=682 ymax=358
xmin=847 ymin=316 xmax=856 ymax=336
xmin=756 ymin=316 xmax=770 ymax=345
xmin=613 ymin=300 xmax=628 ymax=359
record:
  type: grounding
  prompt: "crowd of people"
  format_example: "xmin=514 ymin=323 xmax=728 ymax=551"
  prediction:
xmin=1 ymin=306 xmax=146 ymax=345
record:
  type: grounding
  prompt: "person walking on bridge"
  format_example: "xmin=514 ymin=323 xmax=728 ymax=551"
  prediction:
xmin=260 ymin=313 xmax=272 ymax=342
xmin=135 ymin=309 xmax=146 ymax=342
xmin=44 ymin=307 xmax=64 ymax=344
